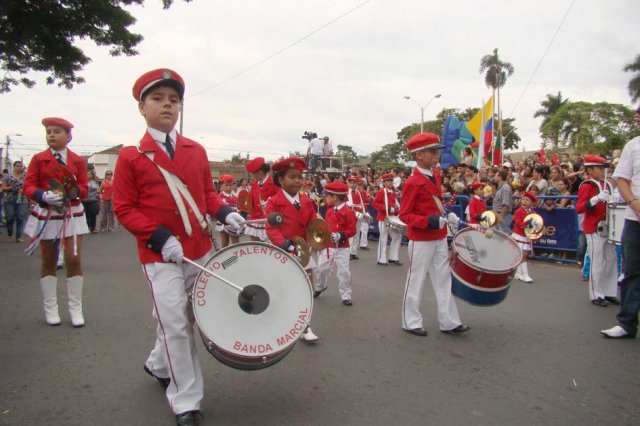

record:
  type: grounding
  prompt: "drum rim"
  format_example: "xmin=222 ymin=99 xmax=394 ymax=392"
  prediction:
xmin=192 ymin=241 xmax=313 ymax=366
xmin=452 ymin=228 xmax=522 ymax=274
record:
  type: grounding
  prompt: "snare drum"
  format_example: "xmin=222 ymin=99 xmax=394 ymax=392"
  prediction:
xmin=607 ymin=203 xmax=627 ymax=244
xmin=450 ymin=228 xmax=522 ymax=306
xmin=385 ymin=215 xmax=406 ymax=235
xmin=355 ymin=211 xmax=373 ymax=224
xmin=192 ymin=242 xmax=313 ymax=370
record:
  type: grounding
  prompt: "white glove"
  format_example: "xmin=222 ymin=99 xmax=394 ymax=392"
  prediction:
xmin=225 ymin=211 xmax=246 ymax=231
xmin=161 ymin=236 xmax=183 ymax=264
xmin=286 ymin=244 xmax=299 ymax=257
xmin=389 ymin=207 xmax=396 ymax=214
xmin=438 ymin=217 xmax=448 ymax=229
xmin=590 ymin=190 xmax=610 ymax=205
xmin=346 ymin=201 xmax=354 ymax=208
xmin=447 ymin=212 xmax=460 ymax=227
xmin=43 ymin=191 xmax=63 ymax=207
xmin=331 ymin=232 xmax=341 ymax=243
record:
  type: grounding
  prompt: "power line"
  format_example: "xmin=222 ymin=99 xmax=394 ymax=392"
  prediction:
xmin=189 ymin=0 xmax=373 ymax=98
xmin=508 ymin=0 xmax=577 ymax=118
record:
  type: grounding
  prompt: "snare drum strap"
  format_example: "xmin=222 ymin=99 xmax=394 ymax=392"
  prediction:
xmin=145 ymin=152 xmax=208 ymax=236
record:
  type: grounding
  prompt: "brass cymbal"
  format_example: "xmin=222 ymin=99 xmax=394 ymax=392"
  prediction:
xmin=524 ymin=213 xmax=544 ymax=240
xmin=479 ymin=211 xmax=496 ymax=228
xmin=48 ymin=178 xmax=68 ymax=214
xmin=306 ymin=218 xmax=332 ymax=250
xmin=294 ymin=236 xmax=310 ymax=268
xmin=237 ymin=190 xmax=252 ymax=213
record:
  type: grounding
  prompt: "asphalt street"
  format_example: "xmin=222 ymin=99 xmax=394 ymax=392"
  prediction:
xmin=1 ymin=228 xmax=639 ymax=426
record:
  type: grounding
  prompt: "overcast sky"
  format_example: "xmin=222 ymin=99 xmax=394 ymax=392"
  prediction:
xmin=1 ymin=0 xmax=639 ymax=166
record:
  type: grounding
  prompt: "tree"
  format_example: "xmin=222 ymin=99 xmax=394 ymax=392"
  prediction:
xmin=229 ymin=153 xmax=245 ymax=164
xmin=533 ymin=91 xmax=569 ymax=133
xmin=623 ymin=54 xmax=640 ymax=103
xmin=368 ymin=141 xmax=405 ymax=170
xmin=0 ymin=0 xmax=190 ymax=93
xmin=479 ymin=48 xmax=514 ymax=148
xmin=334 ymin=145 xmax=359 ymax=165
xmin=541 ymin=102 xmax=640 ymax=154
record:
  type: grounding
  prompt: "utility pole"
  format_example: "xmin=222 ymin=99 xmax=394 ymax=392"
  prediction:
xmin=4 ymin=133 xmax=22 ymax=170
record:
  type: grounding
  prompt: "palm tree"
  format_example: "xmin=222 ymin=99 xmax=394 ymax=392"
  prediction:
xmin=479 ymin=48 xmax=514 ymax=163
xmin=534 ymin=91 xmax=569 ymax=133
xmin=623 ymin=54 xmax=640 ymax=103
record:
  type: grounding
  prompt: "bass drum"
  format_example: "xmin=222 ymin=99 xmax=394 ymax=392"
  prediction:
xmin=192 ymin=242 xmax=313 ymax=370
xmin=450 ymin=228 xmax=522 ymax=306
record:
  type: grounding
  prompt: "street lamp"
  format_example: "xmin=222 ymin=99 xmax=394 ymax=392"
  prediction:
xmin=403 ymin=94 xmax=442 ymax=133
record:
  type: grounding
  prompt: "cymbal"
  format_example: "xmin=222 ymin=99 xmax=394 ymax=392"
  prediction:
xmin=237 ymin=190 xmax=252 ymax=213
xmin=306 ymin=218 xmax=332 ymax=250
xmin=524 ymin=213 xmax=544 ymax=240
xmin=480 ymin=211 xmax=496 ymax=228
xmin=48 ymin=178 xmax=68 ymax=214
xmin=293 ymin=236 xmax=310 ymax=267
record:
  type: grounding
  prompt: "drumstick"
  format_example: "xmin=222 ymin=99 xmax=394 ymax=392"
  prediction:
xmin=183 ymin=257 xmax=243 ymax=291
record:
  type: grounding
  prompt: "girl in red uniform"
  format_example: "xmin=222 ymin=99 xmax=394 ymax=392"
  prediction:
xmin=265 ymin=157 xmax=319 ymax=342
xmin=245 ymin=157 xmax=278 ymax=241
xmin=467 ymin=181 xmax=487 ymax=224
xmin=23 ymin=117 xmax=89 ymax=327
xmin=511 ymin=191 xmax=537 ymax=283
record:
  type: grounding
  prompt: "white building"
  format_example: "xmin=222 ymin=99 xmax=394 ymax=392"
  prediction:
xmin=89 ymin=145 xmax=122 ymax=178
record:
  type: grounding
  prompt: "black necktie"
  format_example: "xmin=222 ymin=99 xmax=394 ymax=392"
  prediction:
xmin=54 ymin=153 xmax=65 ymax=165
xmin=334 ymin=207 xmax=338 ymax=212
xmin=424 ymin=173 xmax=435 ymax=184
xmin=164 ymin=134 xmax=174 ymax=160
xmin=293 ymin=201 xmax=300 ymax=210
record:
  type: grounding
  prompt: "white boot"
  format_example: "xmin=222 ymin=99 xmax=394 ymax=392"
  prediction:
xmin=301 ymin=326 xmax=318 ymax=342
xmin=40 ymin=276 xmax=61 ymax=325
xmin=514 ymin=264 xmax=523 ymax=281
xmin=67 ymin=276 xmax=85 ymax=327
xmin=520 ymin=263 xmax=533 ymax=283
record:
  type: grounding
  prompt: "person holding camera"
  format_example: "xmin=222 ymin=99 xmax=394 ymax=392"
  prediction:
xmin=306 ymin=132 xmax=324 ymax=174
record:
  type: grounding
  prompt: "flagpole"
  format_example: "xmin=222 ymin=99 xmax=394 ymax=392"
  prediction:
xmin=477 ymin=99 xmax=485 ymax=169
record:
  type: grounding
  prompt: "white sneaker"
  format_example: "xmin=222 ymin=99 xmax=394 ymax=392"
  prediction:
xmin=301 ymin=327 xmax=318 ymax=342
xmin=600 ymin=325 xmax=633 ymax=339
xmin=521 ymin=275 xmax=533 ymax=283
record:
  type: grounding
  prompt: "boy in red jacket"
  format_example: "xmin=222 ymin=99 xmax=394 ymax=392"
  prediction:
xmin=113 ymin=68 xmax=245 ymax=425
xmin=372 ymin=173 xmax=402 ymax=265
xmin=576 ymin=155 xmax=618 ymax=307
xmin=314 ymin=182 xmax=357 ymax=306
xmin=265 ymin=156 xmax=320 ymax=342
xmin=399 ymin=133 xmax=469 ymax=337
xmin=511 ymin=191 xmax=538 ymax=283
xmin=467 ymin=181 xmax=487 ymax=224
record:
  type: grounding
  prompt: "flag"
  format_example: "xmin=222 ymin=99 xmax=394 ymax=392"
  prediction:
xmin=492 ymin=129 xmax=503 ymax=166
xmin=539 ymin=148 xmax=547 ymax=164
xmin=550 ymin=152 xmax=560 ymax=166
xmin=465 ymin=96 xmax=494 ymax=141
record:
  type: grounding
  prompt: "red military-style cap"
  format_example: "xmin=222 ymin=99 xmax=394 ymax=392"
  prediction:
xmin=218 ymin=174 xmax=234 ymax=184
xmin=406 ymin=133 xmax=444 ymax=153
xmin=583 ymin=154 xmax=609 ymax=167
xmin=132 ymin=68 xmax=185 ymax=101
xmin=381 ymin=173 xmax=394 ymax=180
xmin=324 ymin=182 xmax=349 ymax=195
xmin=301 ymin=179 xmax=313 ymax=188
xmin=522 ymin=191 xmax=538 ymax=204
xmin=470 ymin=181 xmax=484 ymax=190
xmin=271 ymin=157 xmax=307 ymax=173
xmin=42 ymin=117 xmax=74 ymax=130
xmin=246 ymin=157 xmax=266 ymax=173
xmin=347 ymin=175 xmax=359 ymax=182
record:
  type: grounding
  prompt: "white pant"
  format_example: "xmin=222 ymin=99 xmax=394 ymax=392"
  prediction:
xmin=359 ymin=219 xmax=369 ymax=248
xmin=316 ymin=247 xmax=352 ymax=300
xmin=142 ymin=252 xmax=210 ymax=415
xmin=349 ymin=218 xmax=364 ymax=255
xmin=585 ymin=233 xmax=618 ymax=300
xmin=377 ymin=220 xmax=401 ymax=263
xmin=402 ymin=239 xmax=462 ymax=331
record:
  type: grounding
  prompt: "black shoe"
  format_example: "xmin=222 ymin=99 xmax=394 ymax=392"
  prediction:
xmin=604 ymin=297 xmax=621 ymax=305
xmin=441 ymin=324 xmax=471 ymax=335
xmin=403 ymin=327 xmax=427 ymax=336
xmin=313 ymin=288 xmax=327 ymax=299
xmin=144 ymin=365 xmax=170 ymax=389
xmin=350 ymin=254 xmax=359 ymax=260
xmin=591 ymin=298 xmax=609 ymax=307
xmin=389 ymin=260 xmax=403 ymax=266
xmin=360 ymin=246 xmax=370 ymax=251
xmin=342 ymin=299 xmax=353 ymax=306
xmin=377 ymin=262 xmax=387 ymax=266
xmin=175 ymin=410 xmax=201 ymax=426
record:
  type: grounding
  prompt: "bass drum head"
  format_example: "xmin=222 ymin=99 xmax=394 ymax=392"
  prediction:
xmin=193 ymin=242 xmax=313 ymax=370
xmin=452 ymin=228 xmax=522 ymax=273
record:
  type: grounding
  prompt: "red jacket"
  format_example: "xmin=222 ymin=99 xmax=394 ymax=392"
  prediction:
xmin=399 ymin=168 xmax=447 ymax=241
xmin=468 ymin=195 xmax=487 ymax=224
xmin=265 ymin=189 xmax=317 ymax=248
xmin=348 ymin=189 xmax=366 ymax=213
xmin=575 ymin=180 xmax=607 ymax=234
xmin=113 ymin=132 xmax=231 ymax=264
xmin=219 ymin=191 xmax=238 ymax=209
xmin=249 ymin=176 xmax=278 ymax=220
xmin=24 ymin=148 xmax=88 ymax=207
xmin=324 ymin=203 xmax=357 ymax=248
xmin=512 ymin=207 xmax=532 ymax=237
xmin=372 ymin=188 xmax=398 ymax=221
